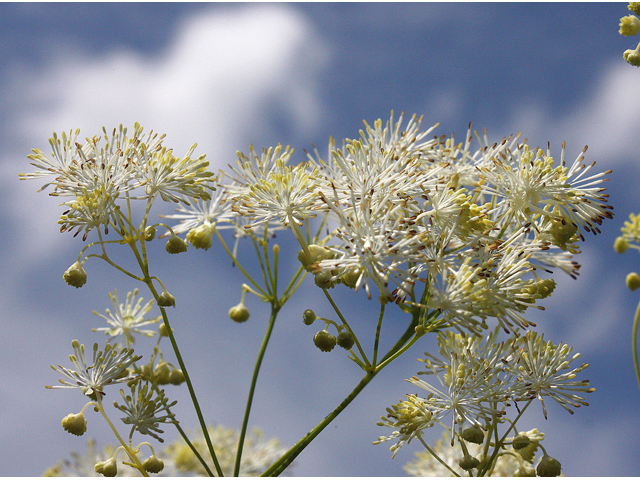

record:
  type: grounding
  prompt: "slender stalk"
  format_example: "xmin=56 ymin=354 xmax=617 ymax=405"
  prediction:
xmin=95 ymin=396 xmax=149 ymax=477
xmin=260 ymin=370 xmax=377 ymax=477
xmin=234 ymin=303 xmax=281 ymax=476
xmin=145 ymin=279 xmax=225 ymax=477
xmin=261 ymin=315 xmax=422 ymax=477
xmin=633 ymin=295 xmax=640 ymax=392
xmin=417 ymin=434 xmax=460 ymax=477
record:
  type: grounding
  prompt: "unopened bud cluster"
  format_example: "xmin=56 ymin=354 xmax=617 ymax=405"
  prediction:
xmin=620 ymin=3 xmax=640 ymax=66
xmin=304 ymin=308 xmax=356 ymax=353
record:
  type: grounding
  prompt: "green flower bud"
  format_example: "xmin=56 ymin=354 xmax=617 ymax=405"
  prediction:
xmin=313 ymin=330 xmax=336 ymax=352
xmin=165 ymin=234 xmax=188 ymax=254
xmin=623 ymin=48 xmax=640 ymax=66
xmin=186 ymin=223 xmax=215 ymax=250
xmin=314 ymin=270 xmax=336 ymax=289
xmin=458 ymin=455 xmax=480 ymax=471
xmin=340 ymin=266 xmax=362 ymax=289
xmin=94 ymin=457 xmax=117 ymax=477
xmin=614 ymin=236 xmax=629 ymax=253
xmin=619 ymin=15 xmax=640 ymax=36
xmin=461 ymin=425 xmax=484 ymax=444
xmin=142 ymin=455 xmax=165 ymax=474
xmin=630 ymin=3 xmax=640 ymax=15
xmin=63 ymin=262 xmax=87 ymax=288
xmin=169 ymin=368 xmax=185 ymax=385
xmin=229 ymin=303 xmax=250 ymax=323
xmin=154 ymin=362 xmax=171 ymax=385
xmin=61 ymin=412 xmax=87 ymax=436
xmin=157 ymin=291 xmax=176 ymax=307
xmin=336 ymin=330 xmax=355 ymax=350
xmin=297 ymin=244 xmax=334 ymax=271
xmin=303 ymin=309 xmax=316 ymax=325
xmin=536 ymin=455 xmax=562 ymax=477
xmin=158 ymin=323 xmax=172 ymax=337
xmin=144 ymin=226 xmax=156 ymax=241
xmin=512 ymin=434 xmax=531 ymax=450
xmin=627 ymin=272 xmax=640 ymax=291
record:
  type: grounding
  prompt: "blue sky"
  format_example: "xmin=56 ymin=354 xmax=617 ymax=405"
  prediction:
xmin=2 ymin=2 xmax=640 ymax=476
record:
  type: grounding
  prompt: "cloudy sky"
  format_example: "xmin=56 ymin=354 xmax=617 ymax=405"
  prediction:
xmin=2 ymin=2 xmax=640 ymax=476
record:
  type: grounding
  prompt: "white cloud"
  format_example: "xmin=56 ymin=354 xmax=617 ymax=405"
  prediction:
xmin=6 ymin=4 xmax=329 ymax=266
xmin=10 ymin=4 xmax=329 ymax=163
xmin=503 ymin=60 xmax=640 ymax=169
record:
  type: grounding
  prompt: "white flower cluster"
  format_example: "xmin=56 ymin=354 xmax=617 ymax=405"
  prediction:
xmin=167 ymin=113 xmax=610 ymax=335
xmin=375 ymin=328 xmax=593 ymax=457
xmin=20 ymin=124 xmax=213 ymax=240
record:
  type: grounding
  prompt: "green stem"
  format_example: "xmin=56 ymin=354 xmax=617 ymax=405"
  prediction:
xmin=633 ymin=295 xmax=640 ymax=392
xmin=145 ymin=279 xmax=225 ymax=477
xmin=234 ymin=303 xmax=281 ymax=476
xmin=260 ymin=370 xmax=377 ymax=477
xmin=95 ymin=396 xmax=149 ymax=477
xmin=261 ymin=314 xmax=422 ymax=477
xmin=417 ymin=434 xmax=460 ymax=477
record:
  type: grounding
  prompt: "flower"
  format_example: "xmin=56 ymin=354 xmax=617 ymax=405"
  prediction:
xmin=477 ymin=143 xmax=613 ymax=241
xmin=46 ymin=340 xmax=141 ymax=399
xmin=229 ymin=150 xmax=321 ymax=229
xmin=92 ymin=289 xmax=160 ymax=346
xmin=162 ymin=424 xmax=291 ymax=476
xmin=619 ymin=14 xmax=640 ymax=36
xmin=113 ymin=381 xmax=177 ymax=442
xmin=507 ymin=330 xmax=594 ymax=419
xmin=137 ymin=143 xmax=214 ymax=204
xmin=161 ymin=177 xmax=236 ymax=236
xmin=314 ymin=187 xmax=423 ymax=300
xmin=374 ymin=394 xmax=435 ymax=457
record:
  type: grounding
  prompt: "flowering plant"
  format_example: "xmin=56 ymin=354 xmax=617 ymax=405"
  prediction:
xmin=21 ymin=111 xmax=612 ymax=476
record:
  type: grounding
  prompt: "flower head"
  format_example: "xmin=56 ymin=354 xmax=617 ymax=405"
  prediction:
xmin=374 ymin=394 xmax=435 ymax=457
xmin=113 ymin=381 xmax=177 ymax=442
xmin=507 ymin=330 xmax=594 ymax=419
xmin=46 ymin=340 xmax=141 ymax=399
xmin=619 ymin=14 xmax=640 ymax=36
xmin=92 ymin=289 xmax=161 ymax=346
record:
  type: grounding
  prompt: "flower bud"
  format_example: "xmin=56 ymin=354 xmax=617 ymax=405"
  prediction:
xmin=229 ymin=303 xmax=250 ymax=323
xmin=158 ymin=323 xmax=172 ymax=337
xmin=297 ymin=244 xmax=334 ymax=271
xmin=154 ymin=362 xmax=171 ymax=385
xmin=186 ymin=223 xmax=215 ymax=250
xmin=340 ymin=266 xmax=362 ymax=289
xmin=144 ymin=226 xmax=156 ymax=241
xmin=630 ymin=3 xmax=640 ymax=15
xmin=63 ymin=262 xmax=87 ymax=288
xmin=314 ymin=270 xmax=336 ymax=289
xmin=614 ymin=236 xmax=629 ymax=253
xmin=458 ymin=455 xmax=480 ymax=471
xmin=157 ymin=291 xmax=176 ymax=307
xmin=336 ymin=331 xmax=355 ymax=350
xmin=462 ymin=425 xmax=484 ymax=444
xmin=303 ymin=309 xmax=316 ymax=325
xmin=623 ymin=48 xmax=640 ymax=66
xmin=168 ymin=368 xmax=185 ymax=385
xmin=94 ymin=457 xmax=118 ymax=477
xmin=61 ymin=412 xmax=87 ymax=436
xmin=512 ymin=434 xmax=531 ymax=450
xmin=619 ymin=15 xmax=640 ymax=36
xmin=536 ymin=455 xmax=562 ymax=477
xmin=627 ymin=272 xmax=640 ymax=291
xmin=313 ymin=330 xmax=336 ymax=352
xmin=142 ymin=455 xmax=165 ymax=474
xmin=165 ymin=234 xmax=188 ymax=254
